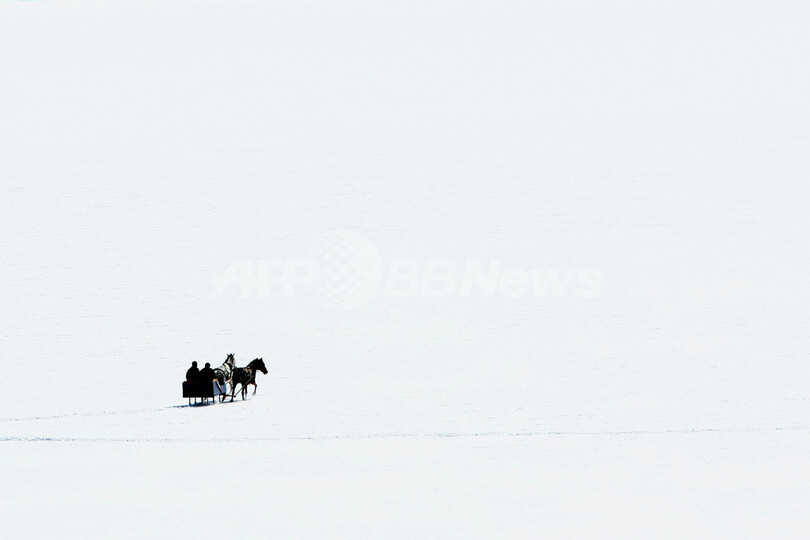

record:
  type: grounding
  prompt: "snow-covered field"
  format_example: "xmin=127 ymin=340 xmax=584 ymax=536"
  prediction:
xmin=2 ymin=0 xmax=809 ymax=537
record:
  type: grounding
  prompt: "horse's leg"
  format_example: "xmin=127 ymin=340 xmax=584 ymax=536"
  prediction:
xmin=252 ymin=382 xmax=257 ymax=396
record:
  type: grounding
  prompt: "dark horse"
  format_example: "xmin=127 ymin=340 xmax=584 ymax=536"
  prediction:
xmin=230 ymin=358 xmax=268 ymax=401
xmin=213 ymin=353 xmax=236 ymax=402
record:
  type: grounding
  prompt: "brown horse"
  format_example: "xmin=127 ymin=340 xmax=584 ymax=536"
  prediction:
xmin=229 ymin=358 xmax=268 ymax=401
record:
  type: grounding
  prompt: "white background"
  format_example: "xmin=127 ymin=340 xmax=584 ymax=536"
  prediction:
xmin=1 ymin=0 xmax=809 ymax=537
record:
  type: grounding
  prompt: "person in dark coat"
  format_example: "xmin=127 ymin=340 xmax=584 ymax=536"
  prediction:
xmin=199 ymin=362 xmax=215 ymax=383
xmin=186 ymin=361 xmax=200 ymax=382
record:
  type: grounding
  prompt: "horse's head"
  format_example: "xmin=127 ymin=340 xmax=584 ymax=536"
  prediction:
xmin=226 ymin=353 xmax=235 ymax=367
xmin=250 ymin=357 xmax=268 ymax=375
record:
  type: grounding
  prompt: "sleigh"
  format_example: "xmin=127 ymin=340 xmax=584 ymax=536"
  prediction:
xmin=182 ymin=380 xmax=227 ymax=405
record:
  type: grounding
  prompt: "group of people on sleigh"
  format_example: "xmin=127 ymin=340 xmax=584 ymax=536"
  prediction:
xmin=185 ymin=361 xmax=224 ymax=392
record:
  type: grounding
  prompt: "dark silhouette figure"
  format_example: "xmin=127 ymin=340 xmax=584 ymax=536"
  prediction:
xmin=230 ymin=358 xmax=268 ymax=401
xmin=185 ymin=361 xmax=200 ymax=382
xmin=199 ymin=362 xmax=215 ymax=383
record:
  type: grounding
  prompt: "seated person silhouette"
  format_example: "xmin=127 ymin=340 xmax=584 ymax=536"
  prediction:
xmin=199 ymin=362 xmax=224 ymax=393
xmin=186 ymin=361 xmax=200 ymax=382
xmin=199 ymin=362 xmax=215 ymax=382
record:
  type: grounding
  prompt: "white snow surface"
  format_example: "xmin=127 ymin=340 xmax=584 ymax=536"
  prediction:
xmin=2 ymin=0 xmax=810 ymax=537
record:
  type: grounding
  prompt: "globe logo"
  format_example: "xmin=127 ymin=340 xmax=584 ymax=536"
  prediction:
xmin=310 ymin=230 xmax=383 ymax=310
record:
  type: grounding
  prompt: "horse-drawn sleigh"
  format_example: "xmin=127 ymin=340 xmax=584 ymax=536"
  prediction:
xmin=182 ymin=354 xmax=268 ymax=405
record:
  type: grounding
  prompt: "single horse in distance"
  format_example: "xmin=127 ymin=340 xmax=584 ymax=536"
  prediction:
xmin=230 ymin=358 xmax=268 ymax=402
xmin=213 ymin=353 xmax=236 ymax=400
